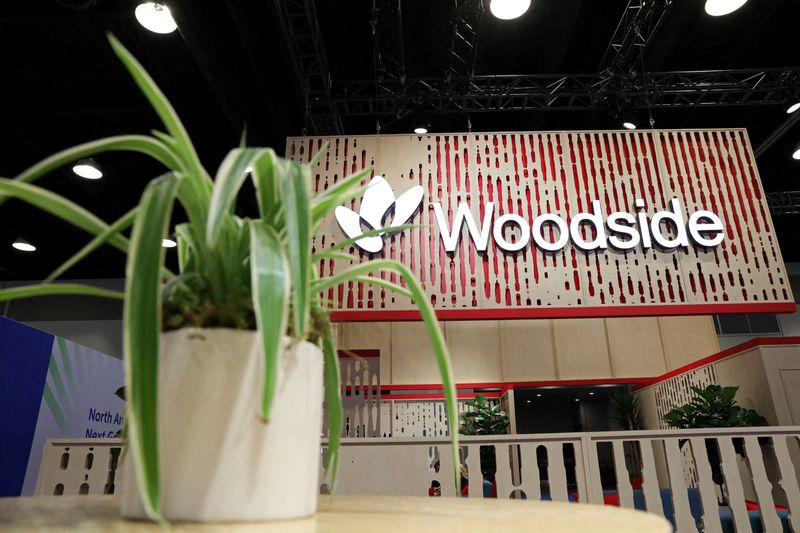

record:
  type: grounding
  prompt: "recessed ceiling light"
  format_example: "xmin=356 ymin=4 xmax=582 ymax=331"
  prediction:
xmin=414 ymin=127 xmax=428 ymax=135
xmin=622 ymin=121 xmax=637 ymax=130
xmin=72 ymin=158 xmax=103 ymax=180
xmin=574 ymin=398 xmax=580 ymax=402
xmin=704 ymin=0 xmax=748 ymax=16
xmin=536 ymin=393 xmax=542 ymax=397
xmin=589 ymin=392 xmax=595 ymax=396
xmin=12 ymin=238 xmax=36 ymax=252
xmin=135 ymin=2 xmax=178 ymax=34
xmin=787 ymin=103 xmax=800 ymax=114
xmin=526 ymin=400 xmax=531 ymax=403
xmin=490 ymin=0 xmax=531 ymax=20
xmin=793 ymin=145 xmax=800 ymax=161
xmin=162 ymin=238 xmax=177 ymax=248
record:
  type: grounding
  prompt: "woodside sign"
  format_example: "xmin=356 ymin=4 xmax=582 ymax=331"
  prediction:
xmin=287 ymin=129 xmax=795 ymax=320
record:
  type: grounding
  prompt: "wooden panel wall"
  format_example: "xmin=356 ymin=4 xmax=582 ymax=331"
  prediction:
xmin=338 ymin=316 xmax=719 ymax=384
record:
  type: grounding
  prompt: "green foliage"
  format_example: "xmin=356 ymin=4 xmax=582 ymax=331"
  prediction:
xmin=0 ymin=34 xmax=459 ymax=521
xmin=459 ymin=394 xmax=510 ymax=436
xmin=663 ymin=385 xmax=769 ymax=429
xmin=610 ymin=391 xmax=643 ymax=430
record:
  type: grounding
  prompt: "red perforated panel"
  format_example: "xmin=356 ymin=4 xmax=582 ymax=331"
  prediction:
xmin=287 ymin=130 xmax=794 ymax=321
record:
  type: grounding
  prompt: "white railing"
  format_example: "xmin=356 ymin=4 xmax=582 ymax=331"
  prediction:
xmin=321 ymin=428 xmax=800 ymax=533
xmin=35 ymin=428 xmax=800 ymax=532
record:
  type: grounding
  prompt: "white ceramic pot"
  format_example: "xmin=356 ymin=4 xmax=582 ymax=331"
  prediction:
xmin=120 ymin=328 xmax=323 ymax=522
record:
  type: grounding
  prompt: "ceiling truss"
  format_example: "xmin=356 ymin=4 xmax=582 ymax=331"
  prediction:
xmin=273 ymin=0 xmax=342 ymax=135
xmin=767 ymin=191 xmax=800 ymax=216
xmin=325 ymin=67 xmax=800 ymax=117
xmin=595 ymin=0 xmax=673 ymax=103
xmin=282 ymin=0 xmax=800 ymax=133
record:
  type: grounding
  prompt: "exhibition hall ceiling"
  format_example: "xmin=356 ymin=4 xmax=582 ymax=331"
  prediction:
xmin=1 ymin=0 xmax=799 ymax=279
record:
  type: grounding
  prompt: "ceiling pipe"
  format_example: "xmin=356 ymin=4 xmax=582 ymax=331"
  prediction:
xmin=755 ymin=111 xmax=800 ymax=158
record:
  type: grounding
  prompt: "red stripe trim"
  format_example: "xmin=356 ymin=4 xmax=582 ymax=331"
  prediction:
xmin=633 ymin=336 xmax=800 ymax=391
xmin=330 ymin=302 xmax=796 ymax=322
xmin=387 ymin=392 xmax=503 ymax=400
xmin=381 ymin=378 xmax=648 ymax=391
xmin=336 ymin=349 xmax=381 ymax=358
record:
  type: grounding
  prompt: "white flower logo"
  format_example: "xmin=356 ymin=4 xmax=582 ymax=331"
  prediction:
xmin=334 ymin=176 xmax=424 ymax=253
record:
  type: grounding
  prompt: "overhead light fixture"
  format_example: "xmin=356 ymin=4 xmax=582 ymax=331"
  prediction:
xmin=793 ymin=143 xmax=800 ymax=161
xmin=490 ymin=0 xmax=531 ymax=20
xmin=589 ymin=392 xmax=595 ymax=396
xmin=574 ymin=398 xmax=580 ymax=402
xmin=135 ymin=2 xmax=178 ymax=34
xmin=704 ymin=0 xmax=748 ymax=16
xmin=414 ymin=127 xmax=428 ymax=135
xmin=72 ymin=158 xmax=103 ymax=180
xmin=536 ymin=393 xmax=542 ymax=397
xmin=526 ymin=400 xmax=532 ymax=403
xmin=621 ymin=112 xmax=638 ymax=130
xmin=12 ymin=238 xmax=36 ymax=252
xmin=787 ymin=103 xmax=800 ymax=114
xmin=162 ymin=238 xmax=178 ymax=248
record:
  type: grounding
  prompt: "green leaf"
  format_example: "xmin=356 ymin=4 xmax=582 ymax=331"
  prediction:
xmin=175 ymin=223 xmax=194 ymax=273
xmin=280 ymin=160 xmax=312 ymax=337
xmin=311 ymin=250 xmax=357 ymax=263
xmin=314 ymin=275 xmax=413 ymax=300
xmin=326 ymin=224 xmax=421 ymax=253
xmin=311 ymin=167 xmax=372 ymax=225
xmin=206 ymin=148 xmax=266 ymax=246
xmin=250 ymin=148 xmax=282 ymax=223
xmin=107 ymin=35 xmax=211 ymax=196
xmin=0 ymin=283 xmax=124 ymax=302
xmin=6 ymin=135 xmax=180 ymax=199
xmin=44 ymin=207 xmax=138 ymax=283
xmin=123 ymin=172 xmax=182 ymax=522
xmin=249 ymin=222 xmax=290 ymax=421
xmin=239 ymin=124 xmax=248 ymax=148
xmin=308 ymin=141 xmax=329 ymax=168
xmin=311 ymin=258 xmax=460 ymax=493
xmin=318 ymin=309 xmax=343 ymax=490
xmin=0 ymin=179 xmax=129 ymax=253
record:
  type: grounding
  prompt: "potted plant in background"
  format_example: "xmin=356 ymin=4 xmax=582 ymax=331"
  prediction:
xmin=610 ymin=391 xmax=644 ymax=488
xmin=663 ymin=384 xmax=767 ymax=491
xmin=460 ymin=393 xmax=510 ymax=497
xmin=0 ymin=35 xmax=460 ymax=522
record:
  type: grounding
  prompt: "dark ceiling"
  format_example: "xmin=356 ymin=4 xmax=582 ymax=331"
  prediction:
xmin=1 ymin=0 xmax=799 ymax=280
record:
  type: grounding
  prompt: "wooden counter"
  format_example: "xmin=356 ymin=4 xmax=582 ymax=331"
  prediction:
xmin=0 ymin=494 xmax=671 ymax=532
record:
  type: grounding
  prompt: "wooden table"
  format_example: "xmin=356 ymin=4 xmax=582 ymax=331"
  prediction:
xmin=0 ymin=495 xmax=671 ymax=532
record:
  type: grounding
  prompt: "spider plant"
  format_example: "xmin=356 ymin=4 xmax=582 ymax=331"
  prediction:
xmin=0 ymin=35 xmax=459 ymax=520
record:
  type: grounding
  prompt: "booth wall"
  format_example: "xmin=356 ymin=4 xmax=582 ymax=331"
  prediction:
xmin=336 ymin=315 xmax=719 ymax=384
xmin=636 ymin=339 xmax=800 ymax=429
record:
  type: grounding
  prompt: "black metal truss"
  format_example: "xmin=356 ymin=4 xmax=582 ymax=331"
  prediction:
xmin=326 ymin=67 xmax=800 ymax=117
xmin=596 ymin=0 xmax=673 ymax=100
xmin=273 ymin=0 xmax=342 ymax=135
xmin=371 ymin=0 xmax=406 ymax=92
xmin=445 ymin=0 xmax=484 ymax=82
xmin=767 ymin=191 xmax=800 ymax=216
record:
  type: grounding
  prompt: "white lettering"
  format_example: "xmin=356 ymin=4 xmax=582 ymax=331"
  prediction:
xmin=635 ymin=199 xmax=653 ymax=249
xmin=650 ymin=198 xmax=690 ymax=249
xmin=531 ymin=214 xmax=569 ymax=252
xmin=433 ymin=199 xmax=725 ymax=254
xmin=433 ymin=202 xmax=494 ymax=252
xmin=688 ymin=211 xmax=724 ymax=247
xmin=493 ymin=214 xmax=530 ymax=252
xmin=607 ymin=212 xmax=640 ymax=250
xmin=570 ymin=200 xmax=607 ymax=251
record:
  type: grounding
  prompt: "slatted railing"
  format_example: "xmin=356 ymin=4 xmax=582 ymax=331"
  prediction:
xmin=322 ymin=428 xmax=800 ymax=532
xmin=35 ymin=428 xmax=800 ymax=532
